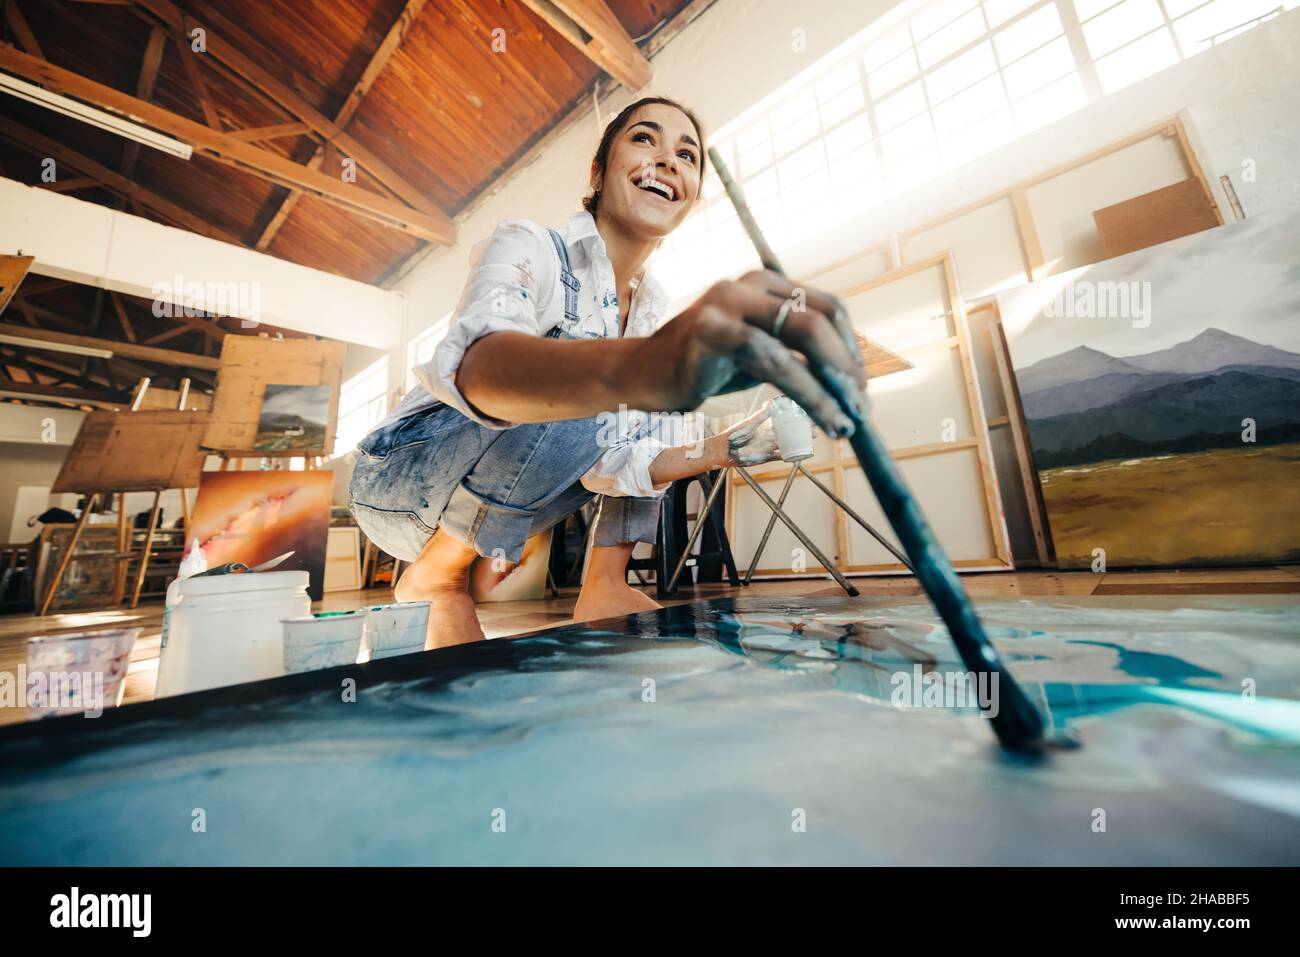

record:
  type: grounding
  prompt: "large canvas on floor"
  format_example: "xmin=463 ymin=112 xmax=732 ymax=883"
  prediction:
xmin=188 ymin=470 xmax=333 ymax=600
xmin=997 ymin=209 xmax=1300 ymax=569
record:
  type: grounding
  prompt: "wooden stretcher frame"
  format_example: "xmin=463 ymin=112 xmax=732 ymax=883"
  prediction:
xmin=727 ymin=251 xmax=1013 ymax=577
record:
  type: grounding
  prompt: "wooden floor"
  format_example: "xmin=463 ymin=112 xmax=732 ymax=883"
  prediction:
xmin=3 ymin=566 xmax=1297 ymax=726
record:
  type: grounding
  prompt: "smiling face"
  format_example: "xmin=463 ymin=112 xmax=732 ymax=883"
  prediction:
xmin=590 ymin=102 xmax=703 ymax=240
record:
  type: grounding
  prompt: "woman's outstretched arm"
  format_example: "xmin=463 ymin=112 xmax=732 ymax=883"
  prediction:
xmin=457 ymin=270 xmax=868 ymax=440
xmin=456 ymin=331 xmax=642 ymax=424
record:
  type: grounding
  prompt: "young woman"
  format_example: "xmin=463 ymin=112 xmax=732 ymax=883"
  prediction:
xmin=349 ymin=96 xmax=867 ymax=648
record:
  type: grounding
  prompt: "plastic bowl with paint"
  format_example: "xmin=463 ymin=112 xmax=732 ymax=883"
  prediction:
xmin=770 ymin=396 xmax=814 ymax=462
xmin=25 ymin=627 xmax=141 ymax=719
xmin=282 ymin=611 xmax=366 ymax=674
xmin=363 ymin=601 xmax=430 ymax=660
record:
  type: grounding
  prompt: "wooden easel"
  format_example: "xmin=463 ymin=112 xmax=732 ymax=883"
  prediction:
xmin=39 ymin=399 xmax=208 ymax=615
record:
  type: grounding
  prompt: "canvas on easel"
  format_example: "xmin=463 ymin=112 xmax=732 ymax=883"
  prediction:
xmin=203 ymin=337 xmax=344 ymax=458
xmin=40 ymin=409 xmax=209 ymax=614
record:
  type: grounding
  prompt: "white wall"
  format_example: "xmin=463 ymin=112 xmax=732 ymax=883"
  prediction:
xmin=0 ymin=441 xmax=68 ymax=542
xmin=0 ymin=178 xmax=405 ymax=349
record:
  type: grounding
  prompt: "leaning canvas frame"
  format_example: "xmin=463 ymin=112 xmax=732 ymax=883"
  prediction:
xmin=727 ymin=251 xmax=1013 ymax=578
xmin=996 ymin=208 xmax=1300 ymax=570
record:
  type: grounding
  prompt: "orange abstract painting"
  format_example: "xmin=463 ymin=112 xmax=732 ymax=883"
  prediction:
xmin=188 ymin=470 xmax=334 ymax=599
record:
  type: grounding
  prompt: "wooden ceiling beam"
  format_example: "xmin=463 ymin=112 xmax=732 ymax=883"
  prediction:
xmin=227 ymin=122 xmax=309 ymax=143
xmin=131 ymin=0 xmax=448 ymax=222
xmin=2 ymin=0 xmax=43 ymax=58
xmin=522 ymin=0 xmax=652 ymax=91
xmin=0 ymin=114 xmax=245 ymax=245
xmin=166 ymin=21 xmax=222 ymax=129
xmin=336 ymin=0 xmax=430 ymax=128
xmin=253 ymin=0 xmax=431 ymax=251
xmin=142 ymin=323 xmax=200 ymax=346
xmin=0 ymin=319 xmax=222 ymax=370
xmin=38 ymin=176 xmax=98 ymax=192
xmin=23 ymin=352 xmax=120 ymax=391
xmin=0 ymin=44 xmax=457 ymax=244
xmin=13 ymin=278 xmax=68 ymax=298
xmin=120 ymin=26 xmax=168 ymax=182
xmin=0 ymin=379 xmax=128 ymax=407
xmin=108 ymin=292 xmax=138 ymax=343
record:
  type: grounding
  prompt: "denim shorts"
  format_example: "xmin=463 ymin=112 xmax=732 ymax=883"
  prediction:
xmin=348 ymin=403 xmax=662 ymax=563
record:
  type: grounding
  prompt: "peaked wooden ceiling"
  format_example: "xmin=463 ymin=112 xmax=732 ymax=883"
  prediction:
xmin=0 ymin=0 xmax=700 ymax=287
xmin=0 ymin=0 xmax=704 ymax=409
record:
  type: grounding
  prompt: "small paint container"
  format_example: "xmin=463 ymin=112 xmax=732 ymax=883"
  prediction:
xmin=281 ymin=611 xmax=366 ymax=674
xmin=363 ymin=601 xmax=430 ymax=660
xmin=770 ymin=396 xmax=814 ymax=462
xmin=25 ymin=627 xmax=141 ymax=719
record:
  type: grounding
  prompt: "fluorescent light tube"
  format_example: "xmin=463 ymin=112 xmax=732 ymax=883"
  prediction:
xmin=0 ymin=71 xmax=193 ymax=160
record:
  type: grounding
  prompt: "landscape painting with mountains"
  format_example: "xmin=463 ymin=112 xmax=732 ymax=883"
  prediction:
xmin=997 ymin=209 xmax=1300 ymax=568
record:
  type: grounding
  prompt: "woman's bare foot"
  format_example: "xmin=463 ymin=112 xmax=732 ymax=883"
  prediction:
xmin=395 ymin=529 xmax=486 ymax=648
xmin=573 ymin=580 xmax=662 ymax=623
xmin=572 ymin=542 xmax=663 ymax=623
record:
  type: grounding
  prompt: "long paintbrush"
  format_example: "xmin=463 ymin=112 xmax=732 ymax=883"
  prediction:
xmin=708 ymin=146 xmax=1048 ymax=751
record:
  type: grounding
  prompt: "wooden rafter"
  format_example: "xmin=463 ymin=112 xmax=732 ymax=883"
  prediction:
xmin=108 ymin=292 xmax=137 ymax=343
xmin=142 ymin=323 xmax=201 ymax=346
xmin=254 ymin=0 xmax=430 ymax=251
xmin=167 ymin=20 xmax=222 ymax=129
xmin=0 ymin=379 xmax=128 ymax=407
xmin=0 ymin=44 xmax=457 ymax=244
xmin=2 ymin=0 xmax=42 ymax=58
xmin=131 ymin=0 xmax=447 ymax=221
xmin=522 ymin=0 xmax=652 ymax=91
xmin=0 ymin=114 xmax=245 ymax=244
xmin=119 ymin=26 xmax=167 ymax=185
xmin=39 ymin=176 xmax=98 ymax=192
xmin=227 ymin=122 xmax=309 ymax=143
xmin=13 ymin=278 xmax=68 ymax=298
xmin=0 ymin=320 xmax=222 ymax=371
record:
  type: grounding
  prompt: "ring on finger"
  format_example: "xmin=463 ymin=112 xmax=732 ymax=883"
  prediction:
xmin=770 ymin=296 xmax=794 ymax=340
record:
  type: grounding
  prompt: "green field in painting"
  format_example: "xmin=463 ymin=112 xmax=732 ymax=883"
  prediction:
xmin=1040 ymin=441 xmax=1300 ymax=568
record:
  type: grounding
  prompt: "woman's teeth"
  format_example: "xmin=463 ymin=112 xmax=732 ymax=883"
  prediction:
xmin=637 ymin=176 xmax=675 ymax=201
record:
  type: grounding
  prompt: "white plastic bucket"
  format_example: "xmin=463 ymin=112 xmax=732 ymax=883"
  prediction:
xmin=363 ymin=601 xmax=430 ymax=660
xmin=282 ymin=611 xmax=366 ymax=673
xmin=155 ymin=570 xmax=311 ymax=697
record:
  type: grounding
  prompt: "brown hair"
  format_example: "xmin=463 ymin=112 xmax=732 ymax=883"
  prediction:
xmin=583 ymin=96 xmax=708 ymax=216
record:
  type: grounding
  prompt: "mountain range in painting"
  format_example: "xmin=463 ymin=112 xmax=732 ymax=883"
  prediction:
xmin=1017 ymin=329 xmax=1300 ymax=467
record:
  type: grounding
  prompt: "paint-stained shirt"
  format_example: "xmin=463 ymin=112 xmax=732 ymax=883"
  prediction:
xmin=368 ymin=209 xmax=680 ymax=497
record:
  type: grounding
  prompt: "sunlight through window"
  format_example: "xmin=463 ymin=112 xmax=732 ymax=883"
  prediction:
xmin=333 ymin=357 xmax=389 ymax=459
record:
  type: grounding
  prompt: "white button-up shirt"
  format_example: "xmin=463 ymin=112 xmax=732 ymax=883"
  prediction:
xmin=368 ymin=210 xmax=682 ymax=497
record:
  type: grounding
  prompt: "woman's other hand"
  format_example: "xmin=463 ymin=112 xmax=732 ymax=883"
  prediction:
xmin=623 ymin=270 xmax=868 ymax=439
xmin=722 ymin=402 xmax=781 ymax=467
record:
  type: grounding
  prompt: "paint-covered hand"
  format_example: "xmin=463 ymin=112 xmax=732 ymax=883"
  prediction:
xmin=723 ymin=402 xmax=781 ymax=467
xmin=624 ymin=271 xmax=868 ymax=439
